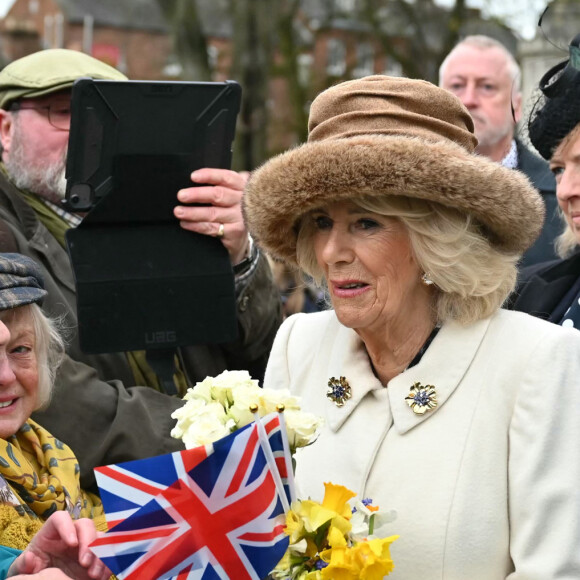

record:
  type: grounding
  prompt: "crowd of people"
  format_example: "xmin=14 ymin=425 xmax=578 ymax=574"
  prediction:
xmin=0 ymin=25 xmax=574 ymax=580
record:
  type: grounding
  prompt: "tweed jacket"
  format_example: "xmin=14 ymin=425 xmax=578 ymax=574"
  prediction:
xmin=0 ymin=171 xmax=282 ymax=491
xmin=516 ymin=140 xmax=560 ymax=268
xmin=265 ymin=309 xmax=580 ymax=579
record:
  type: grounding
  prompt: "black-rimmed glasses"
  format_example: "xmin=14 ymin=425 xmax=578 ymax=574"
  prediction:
xmin=9 ymin=101 xmax=71 ymax=131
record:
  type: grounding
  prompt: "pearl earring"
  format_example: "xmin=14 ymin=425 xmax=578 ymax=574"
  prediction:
xmin=421 ymin=272 xmax=434 ymax=286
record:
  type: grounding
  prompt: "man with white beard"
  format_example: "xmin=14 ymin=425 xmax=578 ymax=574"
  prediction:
xmin=0 ymin=49 xmax=281 ymax=492
xmin=2 ymin=92 xmax=69 ymax=202
xmin=439 ymin=35 xmax=559 ymax=267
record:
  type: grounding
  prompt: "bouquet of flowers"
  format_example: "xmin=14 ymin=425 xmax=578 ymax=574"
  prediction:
xmin=271 ymin=482 xmax=398 ymax=580
xmin=170 ymin=370 xmax=398 ymax=579
xmin=170 ymin=370 xmax=323 ymax=452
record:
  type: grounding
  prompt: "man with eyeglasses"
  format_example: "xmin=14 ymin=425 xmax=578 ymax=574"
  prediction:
xmin=439 ymin=35 xmax=559 ymax=267
xmin=0 ymin=49 xmax=281 ymax=491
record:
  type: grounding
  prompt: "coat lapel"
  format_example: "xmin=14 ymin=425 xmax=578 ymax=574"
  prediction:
xmin=388 ymin=316 xmax=491 ymax=435
xmin=324 ymin=322 xmax=387 ymax=432
xmin=322 ymin=316 xmax=492 ymax=435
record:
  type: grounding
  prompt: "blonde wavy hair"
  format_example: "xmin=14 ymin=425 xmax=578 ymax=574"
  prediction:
xmin=30 ymin=304 xmax=65 ymax=409
xmin=551 ymin=123 xmax=580 ymax=259
xmin=296 ymin=195 xmax=520 ymax=325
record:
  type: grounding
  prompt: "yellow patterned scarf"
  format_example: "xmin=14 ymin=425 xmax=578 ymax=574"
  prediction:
xmin=0 ymin=420 xmax=104 ymax=526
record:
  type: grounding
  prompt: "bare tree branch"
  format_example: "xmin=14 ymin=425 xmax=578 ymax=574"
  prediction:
xmin=156 ymin=0 xmax=211 ymax=80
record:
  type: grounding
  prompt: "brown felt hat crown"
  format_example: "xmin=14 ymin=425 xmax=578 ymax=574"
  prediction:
xmin=244 ymin=75 xmax=545 ymax=266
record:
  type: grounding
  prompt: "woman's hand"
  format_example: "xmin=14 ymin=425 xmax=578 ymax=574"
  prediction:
xmin=174 ymin=168 xmax=251 ymax=265
xmin=8 ymin=569 xmax=82 ymax=579
xmin=7 ymin=511 xmax=110 ymax=580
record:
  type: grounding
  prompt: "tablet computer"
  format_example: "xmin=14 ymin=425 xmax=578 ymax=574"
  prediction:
xmin=64 ymin=79 xmax=242 ymax=356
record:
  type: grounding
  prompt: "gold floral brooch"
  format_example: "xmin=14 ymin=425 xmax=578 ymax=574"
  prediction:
xmin=327 ymin=376 xmax=352 ymax=407
xmin=405 ymin=382 xmax=437 ymax=415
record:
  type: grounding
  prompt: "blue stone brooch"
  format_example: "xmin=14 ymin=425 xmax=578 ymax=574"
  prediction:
xmin=327 ymin=376 xmax=352 ymax=407
xmin=405 ymin=382 xmax=437 ymax=415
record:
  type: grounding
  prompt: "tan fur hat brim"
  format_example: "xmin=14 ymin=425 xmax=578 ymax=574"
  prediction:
xmin=244 ymin=134 xmax=545 ymax=265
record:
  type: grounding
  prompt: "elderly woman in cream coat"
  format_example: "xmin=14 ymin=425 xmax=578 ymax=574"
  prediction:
xmin=244 ymin=76 xmax=580 ymax=579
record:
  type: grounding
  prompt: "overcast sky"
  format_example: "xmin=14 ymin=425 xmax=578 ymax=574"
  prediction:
xmin=0 ymin=0 xmax=12 ymax=18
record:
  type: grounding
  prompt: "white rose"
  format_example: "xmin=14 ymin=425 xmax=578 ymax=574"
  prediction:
xmin=255 ymin=388 xmax=302 ymax=414
xmin=213 ymin=370 xmax=259 ymax=390
xmin=182 ymin=370 xmax=258 ymax=405
xmin=181 ymin=412 xmax=234 ymax=448
xmin=284 ymin=409 xmax=324 ymax=450
xmin=182 ymin=379 xmax=212 ymax=403
xmin=171 ymin=400 xmax=232 ymax=447
xmin=171 ymin=397 xmax=209 ymax=430
xmin=227 ymin=383 xmax=263 ymax=427
xmin=209 ymin=385 xmax=231 ymax=406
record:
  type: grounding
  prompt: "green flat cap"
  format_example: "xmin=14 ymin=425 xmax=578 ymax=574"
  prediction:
xmin=0 ymin=48 xmax=127 ymax=109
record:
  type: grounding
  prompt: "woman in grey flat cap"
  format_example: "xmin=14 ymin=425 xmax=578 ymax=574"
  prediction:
xmin=0 ymin=253 xmax=109 ymax=580
xmin=244 ymin=75 xmax=580 ymax=578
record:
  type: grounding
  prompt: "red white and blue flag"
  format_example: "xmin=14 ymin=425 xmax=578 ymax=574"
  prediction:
xmin=90 ymin=414 xmax=291 ymax=580
xmin=94 ymin=445 xmax=209 ymax=529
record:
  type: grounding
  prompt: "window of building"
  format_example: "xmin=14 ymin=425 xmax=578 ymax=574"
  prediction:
xmin=298 ymin=53 xmax=313 ymax=86
xmin=327 ymin=38 xmax=346 ymax=76
xmin=42 ymin=14 xmax=53 ymax=48
xmin=207 ymin=45 xmax=219 ymax=71
xmin=353 ymin=42 xmax=374 ymax=77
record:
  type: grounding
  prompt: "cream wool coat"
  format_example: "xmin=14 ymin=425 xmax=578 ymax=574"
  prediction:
xmin=264 ymin=308 xmax=580 ymax=579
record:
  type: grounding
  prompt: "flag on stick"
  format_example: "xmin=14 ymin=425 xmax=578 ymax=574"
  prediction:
xmin=91 ymin=413 xmax=291 ymax=580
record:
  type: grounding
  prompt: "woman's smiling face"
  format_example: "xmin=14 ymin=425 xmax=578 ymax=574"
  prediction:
xmin=311 ymin=200 xmax=426 ymax=333
xmin=0 ymin=306 xmax=39 ymax=439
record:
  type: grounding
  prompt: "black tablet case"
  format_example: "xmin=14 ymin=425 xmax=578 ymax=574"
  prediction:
xmin=64 ymin=79 xmax=241 ymax=356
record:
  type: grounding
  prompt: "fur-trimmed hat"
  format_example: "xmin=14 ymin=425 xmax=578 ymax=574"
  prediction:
xmin=244 ymin=75 xmax=545 ymax=266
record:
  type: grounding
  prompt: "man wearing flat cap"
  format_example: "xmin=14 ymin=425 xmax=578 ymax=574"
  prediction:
xmin=0 ymin=49 xmax=281 ymax=491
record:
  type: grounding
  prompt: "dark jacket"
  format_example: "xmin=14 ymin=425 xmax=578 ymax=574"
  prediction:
xmin=0 ymin=171 xmax=282 ymax=491
xmin=516 ymin=140 xmax=561 ymax=268
xmin=510 ymin=251 xmax=580 ymax=322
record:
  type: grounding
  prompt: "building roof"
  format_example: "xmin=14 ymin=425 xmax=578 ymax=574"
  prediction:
xmin=56 ymin=0 xmax=168 ymax=33
xmin=195 ymin=0 xmax=232 ymax=38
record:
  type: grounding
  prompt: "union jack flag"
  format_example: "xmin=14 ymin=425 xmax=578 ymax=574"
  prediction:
xmin=94 ymin=444 xmax=209 ymax=529
xmin=91 ymin=414 xmax=291 ymax=580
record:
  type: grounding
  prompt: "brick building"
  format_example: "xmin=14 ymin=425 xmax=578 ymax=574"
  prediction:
xmin=0 ymin=0 xmax=171 ymax=79
xmin=0 ymin=0 xmax=516 ymax=163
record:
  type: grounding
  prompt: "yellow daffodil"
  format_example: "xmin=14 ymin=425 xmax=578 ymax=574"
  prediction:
xmin=285 ymin=507 xmax=305 ymax=543
xmin=304 ymin=536 xmax=319 ymax=558
xmin=271 ymin=482 xmax=398 ymax=579
xmin=301 ymin=571 xmax=322 ymax=580
xmin=293 ymin=482 xmax=355 ymax=544
xmin=293 ymin=498 xmax=351 ymax=538
xmin=321 ymin=482 xmax=356 ymax=519
xmin=327 ymin=523 xmax=348 ymax=548
xmin=320 ymin=546 xmax=359 ymax=580
xmin=352 ymin=536 xmax=399 ymax=580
